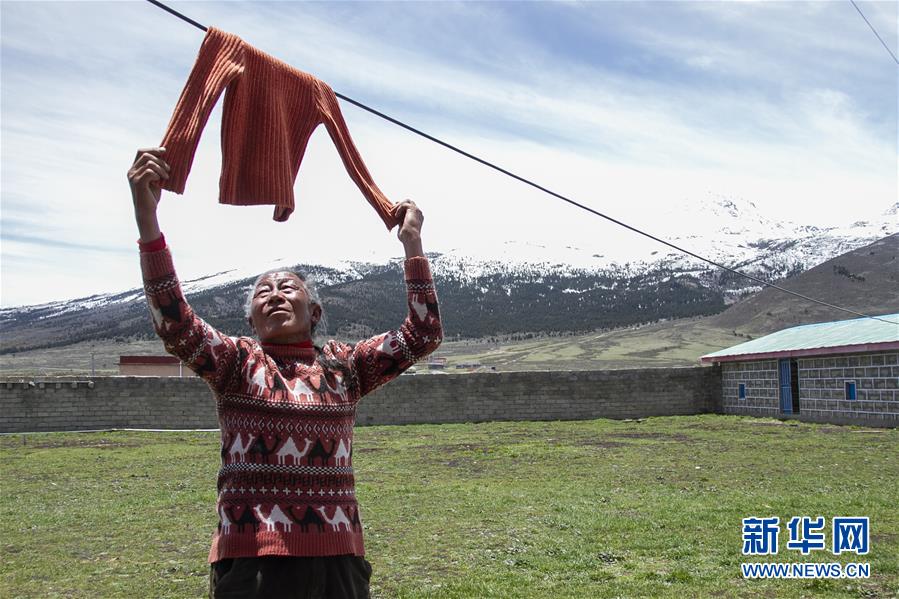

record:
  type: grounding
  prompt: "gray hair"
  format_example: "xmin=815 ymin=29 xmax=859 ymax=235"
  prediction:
xmin=244 ymin=269 xmax=328 ymax=339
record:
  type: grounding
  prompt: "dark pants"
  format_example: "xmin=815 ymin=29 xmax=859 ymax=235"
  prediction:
xmin=209 ymin=556 xmax=372 ymax=599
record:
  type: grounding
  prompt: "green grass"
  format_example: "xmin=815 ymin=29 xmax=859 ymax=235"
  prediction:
xmin=432 ymin=320 xmax=747 ymax=372
xmin=2 ymin=416 xmax=897 ymax=598
xmin=0 ymin=318 xmax=752 ymax=376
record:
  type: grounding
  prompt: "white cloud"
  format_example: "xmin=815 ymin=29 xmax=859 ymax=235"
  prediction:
xmin=1 ymin=0 xmax=896 ymax=307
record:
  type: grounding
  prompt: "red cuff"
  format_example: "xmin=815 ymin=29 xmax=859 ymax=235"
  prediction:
xmin=138 ymin=233 xmax=166 ymax=253
xmin=403 ymin=256 xmax=432 ymax=281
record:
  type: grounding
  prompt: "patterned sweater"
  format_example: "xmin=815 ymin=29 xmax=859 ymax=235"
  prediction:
xmin=140 ymin=246 xmax=442 ymax=562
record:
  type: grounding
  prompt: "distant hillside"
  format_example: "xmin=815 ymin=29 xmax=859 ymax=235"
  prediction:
xmin=0 ymin=201 xmax=894 ymax=358
xmin=0 ymin=261 xmax=725 ymax=355
xmin=2 ymin=235 xmax=897 ymax=376
xmin=708 ymin=233 xmax=898 ymax=336
xmin=425 ymin=235 xmax=899 ymax=371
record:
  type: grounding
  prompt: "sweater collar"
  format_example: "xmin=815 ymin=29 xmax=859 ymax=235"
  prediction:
xmin=261 ymin=340 xmax=317 ymax=360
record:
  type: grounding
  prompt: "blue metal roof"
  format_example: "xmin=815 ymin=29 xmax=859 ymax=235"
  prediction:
xmin=701 ymin=313 xmax=899 ymax=362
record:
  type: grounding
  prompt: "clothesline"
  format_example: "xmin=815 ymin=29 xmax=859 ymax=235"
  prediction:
xmin=848 ymin=0 xmax=899 ymax=65
xmin=143 ymin=0 xmax=896 ymax=326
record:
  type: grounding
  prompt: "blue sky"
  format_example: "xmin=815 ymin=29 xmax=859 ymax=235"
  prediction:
xmin=1 ymin=0 xmax=896 ymax=307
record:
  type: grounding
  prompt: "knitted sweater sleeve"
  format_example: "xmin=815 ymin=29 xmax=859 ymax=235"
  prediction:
xmin=140 ymin=247 xmax=240 ymax=392
xmin=315 ymin=80 xmax=400 ymax=231
xmin=347 ymin=257 xmax=443 ymax=398
xmin=160 ymin=27 xmax=245 ymax=195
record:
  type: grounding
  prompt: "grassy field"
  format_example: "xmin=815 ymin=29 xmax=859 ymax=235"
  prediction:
xmin=0 ymin=318 xmax=749 ymax=377
xmin=0 ymin=338 xmax=166 ymax=377
xmin=2 ymin=415 xmax=897 ymax=598
xmin=433 ymin=319 xmax=745 ymax=371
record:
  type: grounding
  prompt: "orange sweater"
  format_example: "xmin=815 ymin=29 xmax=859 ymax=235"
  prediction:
xmin=160 ymin=27 xmax=398 ymax=228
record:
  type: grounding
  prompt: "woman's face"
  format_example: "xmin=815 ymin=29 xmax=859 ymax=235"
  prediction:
xmin=249 ymin=272 xmax=321 ymax=344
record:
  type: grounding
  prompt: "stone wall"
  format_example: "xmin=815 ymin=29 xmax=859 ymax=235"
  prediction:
xmin=0 ymin=367 xmax=721 ymax=433
xmin=119 ymin=363 xmax=185 ymax=377
xmin=721 ymin=351 xmax=899 ymax=427
xmin=721 ymin=360 xmax=779 ymax=418
xmin=797 ymin=351 xmax=899 ymax=427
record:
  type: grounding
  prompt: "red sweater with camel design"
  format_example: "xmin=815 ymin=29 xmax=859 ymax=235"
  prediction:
xmin=140 ymin=244 xmax=442 ymax=562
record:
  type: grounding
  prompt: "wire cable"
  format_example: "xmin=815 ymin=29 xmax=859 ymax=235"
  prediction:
xmin=145 ymin=0 xmax=207 ymax=32
xmin=143 ymin=0 xmax=897 ymax=325
xmin=848 ymin=0 xmax=899 ymax=65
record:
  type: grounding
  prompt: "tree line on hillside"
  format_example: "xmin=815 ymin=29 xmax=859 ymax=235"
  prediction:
xmin=2 ymin=264 xmax=727 ymax=354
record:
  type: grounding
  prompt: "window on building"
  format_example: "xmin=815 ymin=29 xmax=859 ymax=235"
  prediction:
xmin=738 ymin=383 xmax=746 ymax=400
xmin=845 ymin=381 xmax=857 ymax=401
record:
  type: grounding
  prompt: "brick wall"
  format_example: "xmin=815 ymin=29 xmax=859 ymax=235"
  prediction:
xmin=0 ymin=367 xmax=721 ymax=433
xmin=798 ymin=352 xmax=898 ymax=427
xmin=0 ymin=378 xmax=217 ymax=432
xmin=119 ymin=363 xmax=186 ymax=376
xmin=358 ymin=367 xmax=721 ymax=426
xmin=721 ymin=351 xmax=899 ymax=427
xmin=721 ymin=360 xmax=779 ymax=418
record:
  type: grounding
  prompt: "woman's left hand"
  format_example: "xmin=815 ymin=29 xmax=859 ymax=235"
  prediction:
xmin=394 ymin=200 xmax=424 ymax=257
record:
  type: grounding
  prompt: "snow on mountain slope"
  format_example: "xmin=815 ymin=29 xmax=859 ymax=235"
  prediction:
xmin=429 ymin=197 xmax=895 ymax=287
xmin=1 ymin=198 xmax=894 ymax=321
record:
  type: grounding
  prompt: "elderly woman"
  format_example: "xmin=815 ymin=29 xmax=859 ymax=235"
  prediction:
xmin=128 ymin=147 xmax=442 ymax=599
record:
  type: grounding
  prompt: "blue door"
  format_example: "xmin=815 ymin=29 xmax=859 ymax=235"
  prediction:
xmin=778 ymin=359 xmax=792 ymax=414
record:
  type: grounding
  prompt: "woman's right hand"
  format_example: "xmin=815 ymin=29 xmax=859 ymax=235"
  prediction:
xmin=127 ymin=147 xmax=169 ymax=241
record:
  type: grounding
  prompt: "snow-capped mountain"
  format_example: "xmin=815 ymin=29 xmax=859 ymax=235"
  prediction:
xmin=649 ymin=196 xmax=894 ymax=281
xmin=1 ymin=197 xmax=895 ymax=352
xmin=427 ymin=196 xmax=895 ymax=296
